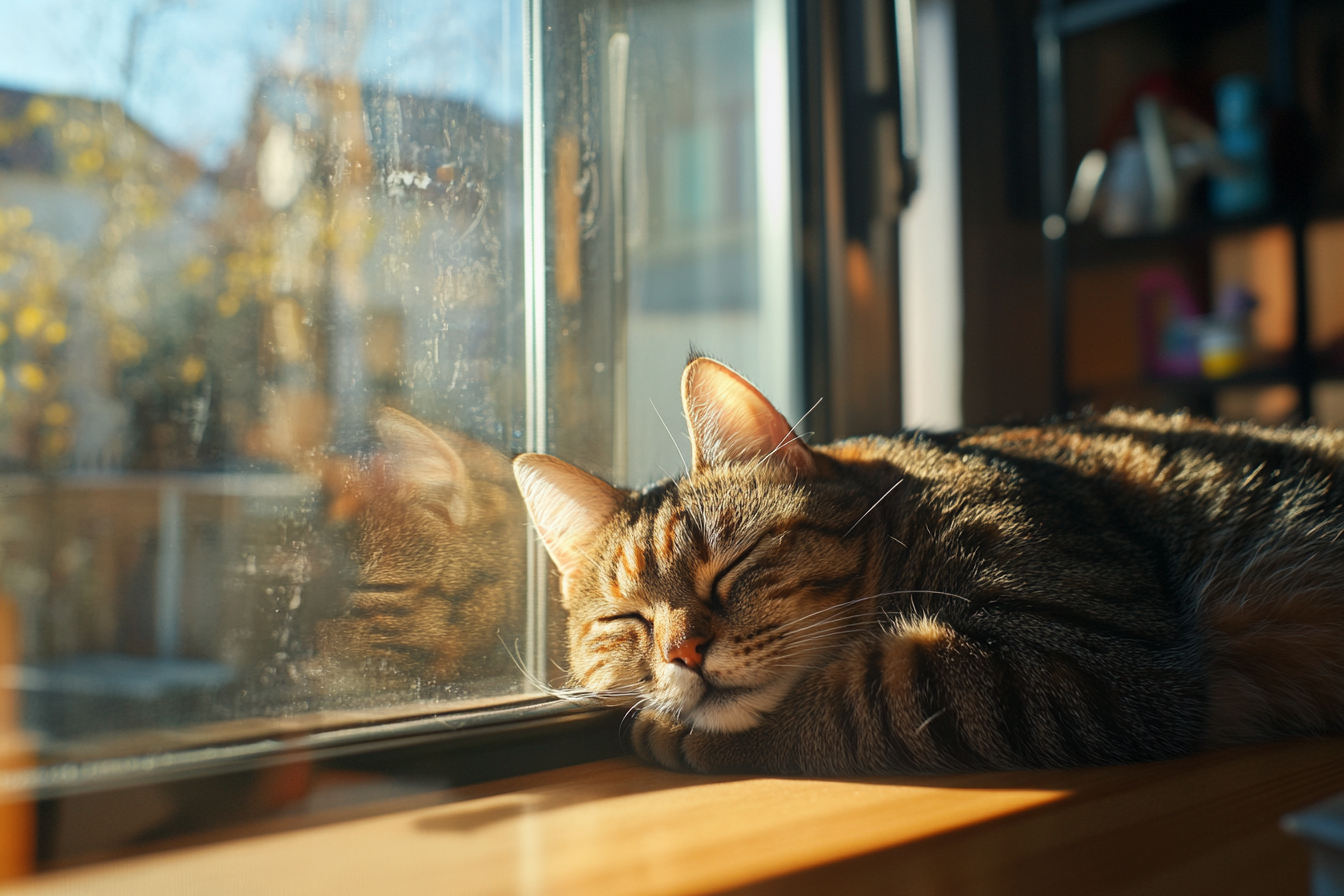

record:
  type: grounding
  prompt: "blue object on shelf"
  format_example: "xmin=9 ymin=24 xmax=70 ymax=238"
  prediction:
xmin=1210 ymin=74 xmax=1270 ymax=217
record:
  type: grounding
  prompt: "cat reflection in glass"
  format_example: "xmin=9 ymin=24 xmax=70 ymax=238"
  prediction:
xmin=316 ymin=410 xmax=523 ymax=695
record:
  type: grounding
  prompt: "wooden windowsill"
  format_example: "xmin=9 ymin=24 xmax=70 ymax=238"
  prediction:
xmin=8 ymin=735 xmax=1344 ymax=895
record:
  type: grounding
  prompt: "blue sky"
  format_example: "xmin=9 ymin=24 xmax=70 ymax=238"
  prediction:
xmin=0 ymin=0 xmax=522 ymax=169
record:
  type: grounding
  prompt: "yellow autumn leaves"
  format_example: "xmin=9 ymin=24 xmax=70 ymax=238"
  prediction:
xmin=0 ymin=202 xmax=67 ymax=419
xmin=0 ymin=94 xmax=180 ymax=466
xmin=9 ymin=304 xmax=67 ymax=344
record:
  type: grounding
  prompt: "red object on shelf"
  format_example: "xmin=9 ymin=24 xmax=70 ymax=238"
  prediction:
xmin=1137 ymin=267 xmax=1203 ymax=378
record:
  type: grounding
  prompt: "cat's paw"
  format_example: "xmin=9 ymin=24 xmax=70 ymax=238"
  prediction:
xmin=630 ymin=709 xmax=696 ymax=771
xmin=631 ymin=710 xmax=762 ymax=774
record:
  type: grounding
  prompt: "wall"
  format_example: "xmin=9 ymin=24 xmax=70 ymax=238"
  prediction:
xmin=955 ymin=0 xmax=1053 ymax=426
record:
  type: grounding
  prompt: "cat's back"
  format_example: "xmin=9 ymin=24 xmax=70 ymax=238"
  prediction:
xmin=826 ymin=407 xmax=1344 ymax=517
xmin=828 ymin=409 xmax=1344 ymax=748
xmin=960 ymin=407 xmax=1344 ymax=480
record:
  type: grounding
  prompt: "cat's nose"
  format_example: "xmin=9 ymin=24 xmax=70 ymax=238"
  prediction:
xmin=665 ymin=635 xmax=709 ymax=671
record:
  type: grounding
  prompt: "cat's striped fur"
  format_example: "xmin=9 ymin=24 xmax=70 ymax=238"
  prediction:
xmin=513 ymin=357 xmax=1344 ymax=775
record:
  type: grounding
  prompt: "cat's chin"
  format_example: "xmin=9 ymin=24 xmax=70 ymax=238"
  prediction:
xmin=683 ymin=693 xmax=766 ymax=732
xmin=678 ymin=675 xmax=796 ymax=733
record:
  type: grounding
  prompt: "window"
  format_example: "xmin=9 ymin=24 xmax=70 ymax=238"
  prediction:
xmin=0 ymin=0 xmax=799 ymax=793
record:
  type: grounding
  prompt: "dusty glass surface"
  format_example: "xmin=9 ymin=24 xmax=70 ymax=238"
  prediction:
xmin=0 ymin=0 xmax=797 ymax=766
xmin=0 ymin=1 xmax=531 ymax=756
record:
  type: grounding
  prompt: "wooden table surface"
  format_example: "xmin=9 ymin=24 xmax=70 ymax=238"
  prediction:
xmin=8 ymin=735 xmax=1344 ymax=895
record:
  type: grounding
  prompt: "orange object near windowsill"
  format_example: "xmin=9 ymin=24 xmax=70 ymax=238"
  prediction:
xmin=0 ymin=596 xmax=35 ymax=882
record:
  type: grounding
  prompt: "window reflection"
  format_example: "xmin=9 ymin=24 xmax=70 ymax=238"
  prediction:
xmin=0 ymin=1 xmax=529 ymax=749
xmin=315 ymin=411 xmax=525 ymax=701
xmin=0 ymin=0 xmax=798 ymax=765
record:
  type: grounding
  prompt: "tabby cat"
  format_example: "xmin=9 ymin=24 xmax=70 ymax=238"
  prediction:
xmin=316 ymin=409 xmax=524 ymax=692
xmin=513 ymin=357 xmax=1344 ymax=775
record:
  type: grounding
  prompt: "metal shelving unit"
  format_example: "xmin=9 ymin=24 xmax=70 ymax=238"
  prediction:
xmin=1035 ymin=0 xmax=1318 ymax=418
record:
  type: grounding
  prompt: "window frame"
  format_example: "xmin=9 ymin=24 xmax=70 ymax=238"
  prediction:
xmin=8 ymin=0 xmax=915 ymax=868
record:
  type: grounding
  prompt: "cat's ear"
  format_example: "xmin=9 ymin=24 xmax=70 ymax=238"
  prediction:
xmin=682 ymin=357 xmax=814 ymax=475
xmin=513 ymin=454 xmax=623 ymax=578
xmin=376 ymin=409 xmax=472 ymax=525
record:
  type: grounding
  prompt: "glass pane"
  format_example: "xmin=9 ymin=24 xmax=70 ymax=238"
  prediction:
xmin=536 ymin=0 xmax=798 ymax=690
xmin=0 ymin=0 xmax=800 ymax=774
xmin=622 ymin=0 xmax=799 ymax=482
xmin=542 ymin=0 xmax=799 ymax=487
xmin=0 ymin=1 xmax=532 ymax=758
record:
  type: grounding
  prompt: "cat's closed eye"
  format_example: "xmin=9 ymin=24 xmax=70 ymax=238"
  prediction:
xmin=599 ymin=613 xmax=653 ymax=633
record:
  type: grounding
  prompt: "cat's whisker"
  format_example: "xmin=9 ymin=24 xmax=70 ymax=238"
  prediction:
xmin=790 ymin=396 xmax=825 ymax=432
xmin=784 ymin=609 xmax=876 ymax=631
xmin=783 ymin=600 xmax=880 ymax=626
xmin=749 ymin=396 xmax=825 ymax=473
xmin=752 ymin=430 xmax=812 ymax=470
xmin=497 ymin=634 xmax=541 ymax=684
xmin=765 ymin=628 xmax=862 ymax=655
xmin=764 ymin=630 xmax=879 ymax=663
xmin=865 ymin=588 xmax=972 ymax=603
xmin=913 ymin=707 xmax=947 ymax=736
xmin=539 ymin=679 xmax=647 ymax=706
xmin=779 ymin=620 xmax=877 ymax=640
xmin=777 ymin=616 xmax=879 ymax=640
xmin=844 ymin=479 xmax=905 ymax=537
xmin=497 ymin=633 xmax=601 ymax=702
xmin=769 ymin=630 xmax=873 ymax=658
xmin=772 ymin=607 xmax=964 ymax=658
xmin=773 ymin=623 xmax=875 ymax=650
xmin=782 ymin=592 xmax=886 ymax=626
xmin=779 ymin=605 xmax=882 ymax=637
xmin=650 ymin=398 xmax=689 ymax=473
xmin=622 ymin=695 xmax=655 ymax=729
xmin=780 ymin=616 xmax=876 ymax=635
xmin=762 ymin=638 xmax=862 ymax=663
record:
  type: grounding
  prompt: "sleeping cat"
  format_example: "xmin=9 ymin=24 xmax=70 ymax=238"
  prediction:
xmin=513 ymin=357 xmax=1344 ymax=775
xmin=316 ymin=409 xmax=524 ymax=694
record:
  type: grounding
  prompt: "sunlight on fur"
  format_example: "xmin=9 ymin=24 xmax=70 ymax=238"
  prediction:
xmin=513 ymin=357 xmax=1344 ymax=776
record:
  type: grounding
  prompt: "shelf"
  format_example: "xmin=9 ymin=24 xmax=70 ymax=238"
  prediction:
xmin=1066 ymin=210 xmax=1292 ymax=266
xmin=1143 ymin=366 xmax=1300 ymax=391
xmin=1038 ymin=0 xmax=1343 ymax=418
xmin=1047 ymin=0 xmax=1343 ymax=39
xmin=1064 ymin=200 xmax=1344 ymax=269
xmin=1067 ymin=230 xmax=1222 ymax=271
xmin=1070 ymin=365 xmax=1294 ymax=398
xmin=1043 ymin=0 xmax=1188 ymax=38
xmin=1071 ymin=364 xmax=1344 ymax=403
xmin=1162 ymin=369 xmax=1288 ymax=388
